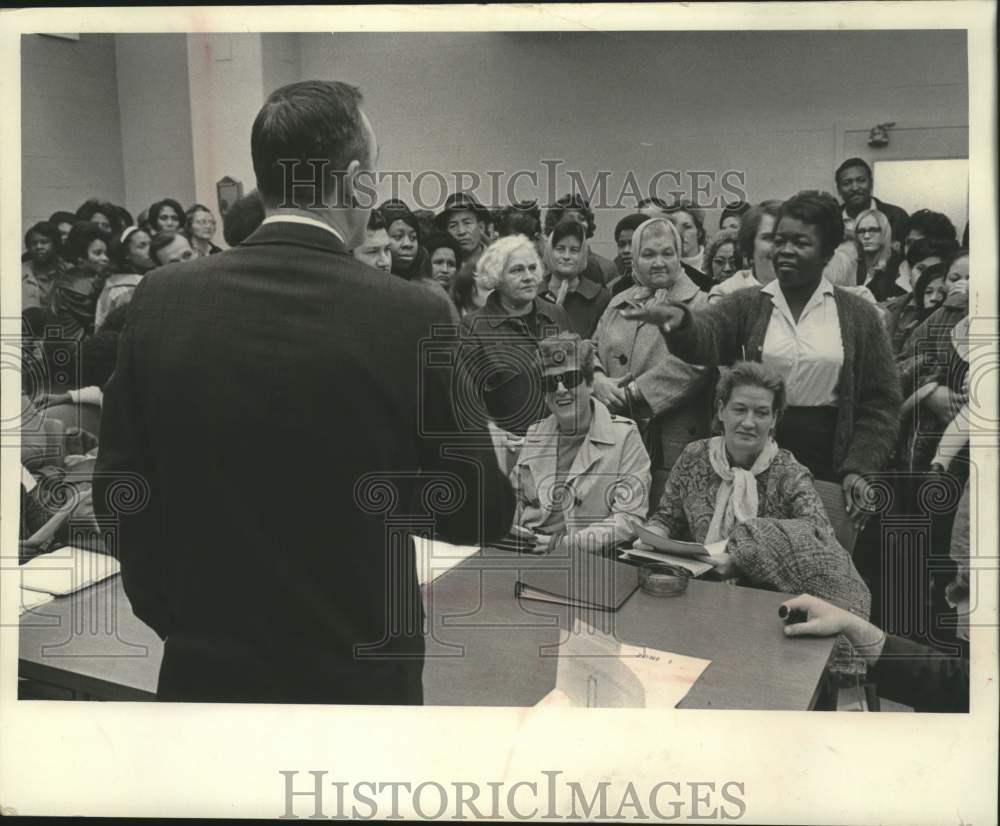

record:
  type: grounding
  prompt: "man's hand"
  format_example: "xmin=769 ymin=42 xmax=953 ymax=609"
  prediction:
xmin=779 ymin=594 xmax=885 ymax=660
xmin=842 ymin=472 xmax=875 ymax=530
xmin=591 ymin=374 xmax=628 ymax=410
xmin=619 ymin=303 xmax=685 ymax=330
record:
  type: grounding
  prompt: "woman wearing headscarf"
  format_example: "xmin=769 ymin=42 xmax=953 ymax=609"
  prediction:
xmin=637 ymin=361 xmax=870 ymax=677
xmin=538 ymin=217 xmax=611 ymax=338
xmin=621 ymin=191 xmax=901 ymax=529
xmin=590 ymin=216 xmax=714 ymax=501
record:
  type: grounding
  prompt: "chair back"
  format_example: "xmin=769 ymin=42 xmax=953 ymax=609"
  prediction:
xmin=813 ymin=479 xmax=858 ymax=555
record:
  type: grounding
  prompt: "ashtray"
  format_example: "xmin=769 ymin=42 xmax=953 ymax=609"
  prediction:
xmin=638 ymin=562 xmax=691 ymax=596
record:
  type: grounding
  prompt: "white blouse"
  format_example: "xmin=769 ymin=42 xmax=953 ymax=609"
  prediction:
xmin=761 ymin=278 xmax=843 ymax=407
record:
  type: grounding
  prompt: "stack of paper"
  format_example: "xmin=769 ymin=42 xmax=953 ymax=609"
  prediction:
xmin=620 ymin=524 xmax=727 ymax=577
xmin=19 ymin=546 xmax=120 ymax=596
xmin=413 ymin=537 xmax=480 ymax=586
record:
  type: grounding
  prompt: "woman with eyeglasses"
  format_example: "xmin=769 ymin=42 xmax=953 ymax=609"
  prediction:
xmin=508 ymin=334 xmax=651 ymax=556
xmin=703 ymin=230 xmax=744 ymax=284
xmin=853 ymin=208 xmax=896 ymax=300
xmin=186 ymin=204 xmax=222 ymax=258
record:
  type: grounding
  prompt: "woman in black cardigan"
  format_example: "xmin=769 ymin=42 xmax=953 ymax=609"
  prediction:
xmin=623 ymin=191 xmax=901 ymax=527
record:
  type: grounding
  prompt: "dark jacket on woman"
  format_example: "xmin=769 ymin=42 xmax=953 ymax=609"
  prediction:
xmin=459 ymin=293 xmax=571 ymax=436
xmin=664 ymin=286 xmax=902 ymax=480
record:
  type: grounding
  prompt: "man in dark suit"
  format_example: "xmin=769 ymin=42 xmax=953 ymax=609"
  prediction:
xmin=835 ymin=157 xmax=910 ymax=253
xmin=94 ymin=80 xmax=515 ymax=704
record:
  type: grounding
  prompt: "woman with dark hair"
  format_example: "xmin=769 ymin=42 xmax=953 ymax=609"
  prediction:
xmin=637 ymin=361 xmax=870 ymax=677
xmin=708 ymin=200 xmax=782 ymax=303
xmin=544 ymin=194 xmax=616 ymax=285
xmin=889 ymin=236 xmax=957 ymax=302
xmin=539 ymin=217 xmax=610 ymax=338
xmin=75 ymin=198 xmax=122 ymax=237
xmin=664 ymin=199 xmax=708 ymax=275
xmin=450 ymin=260 xmax=488 ymax=319
xmin=48 ymin=211 xmax=77 ymax=244
xmin=49 ymin=221 xmax=112 ymax=340
xmin=22 ymin=221 xmax=67 ymax=310
xmin=718 ymin=201 xmax=751 ymax=235
xmin=94 ymin=226 xmax=154 ymax=330
xmin=497 ymin=201 xmax=542 ymax=241
xmin=185 ymin=204 xmax=222 ymax=257
xmin=378 ymin=199 xmax=429 ymax=281
xmin=147 ymin=198 xmax=185 ymax=234
xmin=883 ymin=262 xmax=948 ymax=356
xmin=703 ymin=230 xmax=743 ymax=284
xmin=623 ymin=191 xmax=901 ymax=526
xmin=425 ymin=231 xmax=463 ymax=291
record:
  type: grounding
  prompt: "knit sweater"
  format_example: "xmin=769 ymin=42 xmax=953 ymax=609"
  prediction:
xmin=665 ymin=286 xmax=901 ymax=479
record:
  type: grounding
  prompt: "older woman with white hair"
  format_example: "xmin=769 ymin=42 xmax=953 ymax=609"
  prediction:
xmin=459 ymin=235 xmax=571 ymax=442
xmin=590 ymin=217 xmax=715 ymax=500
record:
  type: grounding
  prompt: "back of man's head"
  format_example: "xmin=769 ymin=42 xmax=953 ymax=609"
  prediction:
xmin=251 ymin=80 xmax=368 ymax=211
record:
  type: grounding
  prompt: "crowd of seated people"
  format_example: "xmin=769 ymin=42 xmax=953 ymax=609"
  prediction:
xmin=19 ymin=154 xmax=973 ymax=711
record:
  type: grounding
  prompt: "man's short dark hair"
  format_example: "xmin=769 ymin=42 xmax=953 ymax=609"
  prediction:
xmin=544 ymin=194 xmax=595 ymax=238
xmin=908 ymin=209 xmax=958 ymax=245
xmin=223 ymin=190 xmax=265 ymax=246
xmin=251 ymin=80 xmax=368 ymax=209
xmin=835 ymin=157 xmax=873 ymax=185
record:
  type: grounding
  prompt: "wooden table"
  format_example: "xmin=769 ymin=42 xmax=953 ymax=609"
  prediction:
xmin=19 ymin=551 xmax=835 ymax=708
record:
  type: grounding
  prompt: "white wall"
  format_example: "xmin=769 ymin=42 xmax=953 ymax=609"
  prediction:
xmin=114 ymin=34 xmax=196 ymax=222
xmin=21 ymin=33 xmax=125 ymax=232
xmin=300 ymin=30 xmax=968 ymax=259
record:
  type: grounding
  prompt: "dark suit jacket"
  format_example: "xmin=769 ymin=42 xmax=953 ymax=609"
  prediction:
xmin=871 ymin=635 xmax=968 ymax=712
xmin=94 ymin=220 xmax=514 ymax=704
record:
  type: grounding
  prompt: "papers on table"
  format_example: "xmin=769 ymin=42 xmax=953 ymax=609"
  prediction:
xmin=536 ymin=618 xmax=711 ymax=708
xmin=620 ymin=547 xmax=715 ymax=577
xmin=632 ymin=523 xmax=727 ymax=559
xmin=19 ymin=546 xmax=120 ymax=596
xmin=18 ymin=587 xmax=55 ymax=616
xmin=413 ymin=537 xmax=480 ymax=586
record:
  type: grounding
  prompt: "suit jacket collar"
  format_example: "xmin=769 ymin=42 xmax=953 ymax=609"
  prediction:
xmin=241 ymin=220 xmax=349 ymax=256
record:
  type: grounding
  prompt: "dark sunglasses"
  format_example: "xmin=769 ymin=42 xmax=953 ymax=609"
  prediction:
xmin=542 ymin=370 xmax=585 ymax=393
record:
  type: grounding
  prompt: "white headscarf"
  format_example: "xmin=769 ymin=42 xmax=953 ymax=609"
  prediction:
xmin=629 ymin=217 xmax=694 ymax=304
xmin=704 ymin=435 xmax=780 ymax=545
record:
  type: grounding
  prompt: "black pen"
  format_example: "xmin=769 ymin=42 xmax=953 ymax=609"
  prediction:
xmin=778 ymin=605 xmax=808 ymax=624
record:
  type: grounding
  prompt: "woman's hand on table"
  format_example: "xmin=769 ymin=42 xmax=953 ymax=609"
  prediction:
xmin=619 ymin=303 xmax=685 ymax=331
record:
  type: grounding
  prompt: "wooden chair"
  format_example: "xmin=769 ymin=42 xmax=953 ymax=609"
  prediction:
xmin=813 ymin=478 xmax=880 ymax=711
xmin=813 ymin=479 xmax=858 ymax=555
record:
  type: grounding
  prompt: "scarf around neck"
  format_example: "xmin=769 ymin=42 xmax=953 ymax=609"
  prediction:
xmin=704 ymin=435 xmax=780 ymax=544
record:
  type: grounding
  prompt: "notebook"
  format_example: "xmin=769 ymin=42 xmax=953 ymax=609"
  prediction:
xmin=20 ymin=546 xmax=120 ymax=596
xmin=620 ymin=547 xmax=715 ymax=578
xmin=515 ymin=553 xmax=639 ymax=612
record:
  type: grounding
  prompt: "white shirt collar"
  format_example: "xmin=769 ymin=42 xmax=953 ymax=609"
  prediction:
xmin=763 ymin=276 xmax=834 ymax=321
xmin=261 ymin=214 xmax=345 ymax=245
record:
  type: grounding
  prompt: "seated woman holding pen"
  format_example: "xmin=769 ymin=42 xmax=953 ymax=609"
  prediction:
xmin=637 ymin=362 xmax=870 ymax=676
xmin=508 ymin=334 xmax=651 ymax=556
xmin=622 ymin=191 xmax=902 ymax=530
